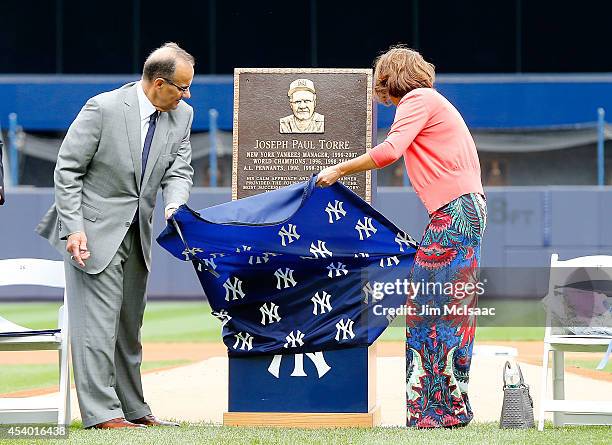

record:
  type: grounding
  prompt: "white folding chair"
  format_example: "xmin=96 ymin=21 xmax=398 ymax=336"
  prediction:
xmin=538 ymin=254 xmax=612 ymax=430
xmin=0 ymin=258 xmax=70 ymax=425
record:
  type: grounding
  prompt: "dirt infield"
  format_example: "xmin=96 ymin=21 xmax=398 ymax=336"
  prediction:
xmin=1 ymin=342 xmax=227 ymax=365
xmin=2 ymin=340 xmax=609 ymax=399
xmin=378 ymin=340 xmax=611 ymax=383
xmin=1 ymin=343 xmax=227 ymax=398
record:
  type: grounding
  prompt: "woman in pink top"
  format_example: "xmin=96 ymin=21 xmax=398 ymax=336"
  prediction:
xmin=317 ymin=46 xmax=487 ymax=428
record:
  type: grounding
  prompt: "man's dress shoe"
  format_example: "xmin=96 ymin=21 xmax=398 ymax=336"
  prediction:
xmin=131 ymin=414 xmax=180 ymax=427
xmin=90 ymin=417 xmax=146 ymax=429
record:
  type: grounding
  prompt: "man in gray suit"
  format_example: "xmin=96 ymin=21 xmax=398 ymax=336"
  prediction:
xmin=36 ymin=42 xmax=195 ymax=429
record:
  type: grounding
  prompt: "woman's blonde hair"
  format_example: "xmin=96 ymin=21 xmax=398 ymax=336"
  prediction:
xmin=373 ymin=45 xmax=435 ymax=104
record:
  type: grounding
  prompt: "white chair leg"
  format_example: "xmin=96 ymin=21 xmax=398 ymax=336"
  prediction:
xmin=58 ymin=302 xmax=71 ymax=427
xmin=538 ymin=345 xmax=550 ymax=431
xmin=63 ymin=358 xmax=71 ymax=426
xmin=552 ymin=350 xmax=565 ymax=427
xmin=58 ymin=340 xmax=71 ymax=426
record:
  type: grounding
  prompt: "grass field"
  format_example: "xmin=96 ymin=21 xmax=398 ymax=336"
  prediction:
xmin=1 ymin=422 xmax=610 ymax=445
xmin=1 ymin=302 xmax=610 ymax=444
xmin=0 ymin=301 xmax=550 ymax=395
xmin=2 ymin=347 xmax=607 ymax=396
xmin=5 ymin=301 xmax=610 ymax=395
xmin=0 ymin=360 xmax=191 ymax=395
xmin=0 ymin=301 xmax=546 ymax=343
xmin=0 ymin=302 xmax=221 ymax=343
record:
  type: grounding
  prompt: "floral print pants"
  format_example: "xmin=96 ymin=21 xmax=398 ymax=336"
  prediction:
xmin=406 ymin=193 xmax=487 ymax=428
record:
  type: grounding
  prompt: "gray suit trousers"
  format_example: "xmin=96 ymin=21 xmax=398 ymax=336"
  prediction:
xmin=65 ymin=225 xmax=151 ymax=427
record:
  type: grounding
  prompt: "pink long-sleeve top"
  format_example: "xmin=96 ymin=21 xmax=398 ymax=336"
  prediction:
xmin=369 ymin=88 xmax=484 ymax=214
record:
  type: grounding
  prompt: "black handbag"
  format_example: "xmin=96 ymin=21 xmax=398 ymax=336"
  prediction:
xmin=499 ymin=361 xmax=535 ymax=429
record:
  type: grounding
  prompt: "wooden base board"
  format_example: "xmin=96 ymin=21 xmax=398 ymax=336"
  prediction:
xmin=223 ymin=405 xmax=381 ymax=428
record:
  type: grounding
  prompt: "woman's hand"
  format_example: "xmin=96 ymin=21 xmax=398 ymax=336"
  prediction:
xmin=316 ymin=153 xmax=377 ymax=187
xmin=316 ymin=166 xmax=343 ymax=187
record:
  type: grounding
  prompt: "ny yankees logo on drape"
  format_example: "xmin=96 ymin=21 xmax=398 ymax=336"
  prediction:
xmin=355 ymin=217 xmax=377 ymax=240
xmin=310 ymin=241 xmax=332 ymax=258
xmin=274 ymin=268 xmax=297 ymax=289
xmin=284 ymin=330 xmax=305 ymax=348
xmin=233 ymin=332 xmax=254 ymax=351
xmin=212 ymin=309 xmax=232 ymax=327
xmin=362 ymin=282 xmax=375 ymax=304
xmin=327 ymin=262 xmax=348 ymax=278
xmin=224 ymin=277 xmax=245 ymax=301
xmin=311 ymin=291 xmax=332 ymax=315
xmin=325 ymin=200 xmax=346 ymax=223
xmin=260 ymin=302 xmax=281 ymax=325
xmin=182 ymin=247 xmax=203 ymax=260
xmin=335 ymin=318 xmax=356 ymax=341
xmin=157 ymin=176 xmax=418 ymax=356
xmin=197 ymin=257 xmax=219 ymax=272
xmin=380 ymin=255 xmax=400 ymax=268
xmin=278 ymin=224 xmax=300 ymax=246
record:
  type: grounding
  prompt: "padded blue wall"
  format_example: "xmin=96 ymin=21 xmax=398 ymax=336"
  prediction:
xmin=1 ymin=186 xmax=611 ymax=299
xmin=2 ymin=74 xmax=611 ymax=131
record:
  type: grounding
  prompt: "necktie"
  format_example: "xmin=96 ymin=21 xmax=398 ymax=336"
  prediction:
xmin=141 ymin=111 xmax=158 ymax=183
xmin=132 ymin=111 xmax=158 ymax=225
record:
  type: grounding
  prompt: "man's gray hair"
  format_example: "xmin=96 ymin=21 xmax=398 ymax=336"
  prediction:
xmin=143 ymin=42 xmax=195 ymax=81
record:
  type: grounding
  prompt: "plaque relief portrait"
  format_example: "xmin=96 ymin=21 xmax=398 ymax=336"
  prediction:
xmin=279 ymin=78 xmax=325 ymax=134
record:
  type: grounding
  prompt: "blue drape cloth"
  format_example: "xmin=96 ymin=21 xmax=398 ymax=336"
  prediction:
xmin=157 ymin=176 xmax=418 ymax=356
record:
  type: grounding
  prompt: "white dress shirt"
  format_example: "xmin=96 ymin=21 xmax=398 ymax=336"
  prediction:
xmin=136 ymin=81 xmax=158 ymax=151
xmin=136 ymin=81 xmax=178 ymax=216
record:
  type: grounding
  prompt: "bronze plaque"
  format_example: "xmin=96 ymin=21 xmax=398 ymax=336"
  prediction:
xmin=232 ymin=68 xmax=374 ymax=202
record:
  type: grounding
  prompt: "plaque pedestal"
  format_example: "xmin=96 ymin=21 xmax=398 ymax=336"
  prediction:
xmin=223 ymin=344 xmax=380 ymax=428
xmin=227 ymin=67 xmax=379 ymax=428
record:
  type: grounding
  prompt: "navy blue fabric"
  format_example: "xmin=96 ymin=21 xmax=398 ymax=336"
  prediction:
xmin=197 ymin=180 xmax=307 ymax=225
xmin=157 ymin=176 xmax=418 ymax=356
xmin=141 ymin=111 xmax=158 ymax=183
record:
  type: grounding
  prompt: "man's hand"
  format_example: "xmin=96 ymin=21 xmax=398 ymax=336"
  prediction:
xmin=316 ymin=166 xmax=343 ymax=188
xmin=66 ymin=231 xmax=90 ymax=267
xmin=165 ymin=205 xmax=179 ymax=220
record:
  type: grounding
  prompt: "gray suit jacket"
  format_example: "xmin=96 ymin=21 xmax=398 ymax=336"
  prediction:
xmin=36 ymin=82 xmax=194 ymax=274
